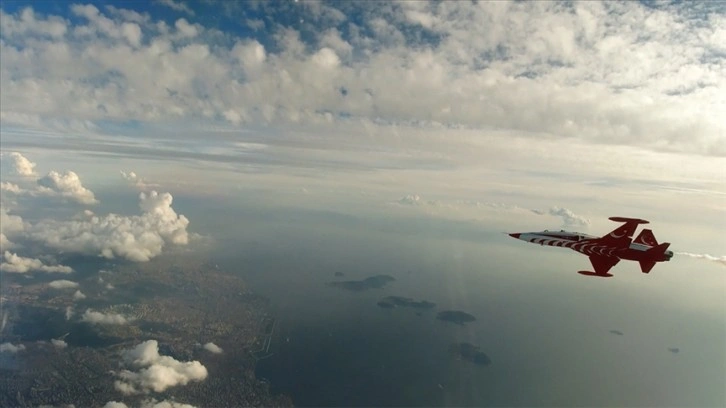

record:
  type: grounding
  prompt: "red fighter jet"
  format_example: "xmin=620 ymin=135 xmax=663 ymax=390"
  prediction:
xmin=508 ymin=217 xmax=674 ymax=277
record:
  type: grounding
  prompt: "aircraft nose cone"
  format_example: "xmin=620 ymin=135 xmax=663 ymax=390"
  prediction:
xmin=509 ymin=233 xmax=521 ymax=239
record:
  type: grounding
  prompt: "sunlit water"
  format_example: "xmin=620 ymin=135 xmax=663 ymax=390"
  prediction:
xmin=195 ymin=201 xmax=725 ymax=407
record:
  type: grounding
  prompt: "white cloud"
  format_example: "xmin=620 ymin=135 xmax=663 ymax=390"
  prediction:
xmin=51 ymin=338 xmax=68 ymax=348
xmin=398 ymin=194 xmax=423 ymax=206
xmin=202 ymin=342 xmax=223 ymax=354
xmin=0 ymin=251 xmax=73 ymax=273
xmin=114 ymin=340 xmax=208 ymax=395
xmin=37 ymin=170 xmax=98 ymax=205
xmin=0 ymin=3 xmax=723 ymax=156
xmin=0 ymin=342 xmax=26 ymax=353
xmin=73 ymin=290 xmax=87 ymax=300
xmin=25 ymin=190 xmax=189 ymax=262
xmin=7 ymin=152 xmax=37 ymax=177
xmin=140 ymin=399 xmax=197 ymax=408
xmin=104 ymin=399 xmax=197 ymax=408
xmin=174 ymin=18 xmax=198 ymax=38
xmin=0 ymin=233 xmax=16 ymax=250
xmin=532 ymin=207 xmax=590 ymax=228
xmin=120 ymin=170 xmax=158 ymax=190
xmin=0 ymin=182 xmax=23 ymax=194
xmin=0 ymin=207 xmax=25 ymax=234
xmin=65 ymin=306 xmax=74 ymax=320
xmin=48 ymin=279 xmax=79 ymax=289
xmin=81 ymin=309 xmax=130 ymax=325
xmin=103 ymin=403 xmax=129 ymax=408
xmin=676 ymin=252 xmax=726 ymax=267
xmin=156 ymin=0 xmax=195 ymax=16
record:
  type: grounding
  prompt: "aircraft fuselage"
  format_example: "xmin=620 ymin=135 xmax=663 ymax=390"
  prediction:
xmin=508 ymin=217 xmax=673 ymax=277
xmin=509 ymin=231 xmax=674 ymax=262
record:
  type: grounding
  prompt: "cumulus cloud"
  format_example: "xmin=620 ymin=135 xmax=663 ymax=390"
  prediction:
xmin=65 ymin=306 xmax=74 ymax=320
xmin=202 ymin=342 xmax=223 ymax=354
xmin=37 ymin=170 xmax=98 ymax=205
xmin=81 ymin=309 xmax=130 ymax=325
xmin=0 ymin=207 xmax=26 ymax=235
xmin=73 ymin=290 xmax=87 ymax=300
xmin=1 ymin=3 xmax=723 ymax=155
xmin=676 ymin=252 xmax=726 ymax=267
xmin=114 ymin=340 xmax=208 ymax=395
xmin=48 ymin=279 xmax=79 ymax=289
xmin=0 ymin=233 xmax=16 ymax=250
xmin=0 ymin=251 xmax=73 ymax=273
xmin=120 ymin=171 xmax=158 ymax=191
xmin=7 ymin=152 xmax=37 ymax=177
xmin=104 ymin=403 xmax=129 ymax=408
xmin=398 ymin=194 xmax=423 ymax=206
xmin=25 ymin=190 xmax=189 ymax=262
xmin=396 ymin=194 xmax=443 ymax=207
xmin=0 ymin=342 xmax=26 ymax=353
xmin=104 ymin=399 xmax=197 ymax=408
xmin=532 ymin=207 xmax=590 ymax=228
xmin=51 ymin=338 xmax=68 ymax=348
xmin=0 ymin=182 xmax=23 ymax=194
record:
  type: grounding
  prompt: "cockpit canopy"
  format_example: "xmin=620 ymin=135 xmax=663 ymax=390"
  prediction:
xmin=541 ymin=229 xmax=595 ymax=241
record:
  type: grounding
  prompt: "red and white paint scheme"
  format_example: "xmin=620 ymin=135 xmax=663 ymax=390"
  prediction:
xmin=509 ymin=217 xmax=674 ymax=277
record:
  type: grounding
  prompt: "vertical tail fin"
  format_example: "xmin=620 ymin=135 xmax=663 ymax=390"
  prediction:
xmin=599 ymin=217 xmax=649 ymax=248
xmin=640 ymin=242 xmax=672 ymax=273
xmin=634 ymin=229 xmax=658 ymax=246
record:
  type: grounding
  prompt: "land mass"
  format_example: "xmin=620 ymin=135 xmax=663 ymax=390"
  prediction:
xmin=436 ymin=310 xmax=476 ymax=325
xmin=0 ymin=251 xmax=292 ymax=407
xmin=449 ymin=342 xmax=491 ymax=366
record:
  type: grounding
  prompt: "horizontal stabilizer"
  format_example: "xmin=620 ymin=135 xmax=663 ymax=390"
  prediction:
xmin=609 ymin=217 xmax=649 ymax=224
xmin=648 ymin=242 xmax=671 ymax=254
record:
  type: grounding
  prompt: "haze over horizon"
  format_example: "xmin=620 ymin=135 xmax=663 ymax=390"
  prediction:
xmin=1 ymin=1 xmax=724 ymax=407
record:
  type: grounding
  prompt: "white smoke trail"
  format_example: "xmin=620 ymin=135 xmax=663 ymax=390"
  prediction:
xmin=676 ymin=252 xmax=726 ymax=267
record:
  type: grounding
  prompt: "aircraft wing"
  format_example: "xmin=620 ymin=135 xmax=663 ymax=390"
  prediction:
xmin=589 ymin=255 xmax=620 ymax=276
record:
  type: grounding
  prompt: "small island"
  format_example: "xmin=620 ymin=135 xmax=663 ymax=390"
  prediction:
xmin=436 ymin=310 xmax=476 ymax=325
xmin=449 ymin=342 xmax=491 ymax=366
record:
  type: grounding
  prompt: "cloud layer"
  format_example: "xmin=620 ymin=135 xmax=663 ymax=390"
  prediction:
xmin=25 ymin=190 xmax=189 ymax=262
xmin=114 ymin=340 xmax=208 ymax=395
xmin=0 ymin=251 xmax=73 ymax=273
xmin=0 ymin=342 xmax=26 ymax=353
xmin=0 ymin=2 xmax=723 ymax=155
xmin=1 ymin=153 xmax=191 ymax=262
xmin=2 ymin=152 xmax=98 ymax=205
